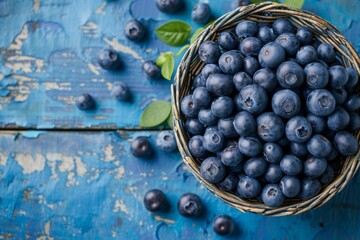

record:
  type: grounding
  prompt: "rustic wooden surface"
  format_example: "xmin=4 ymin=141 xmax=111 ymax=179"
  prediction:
xmin=0 ymin=0 xmax=359 ymax=239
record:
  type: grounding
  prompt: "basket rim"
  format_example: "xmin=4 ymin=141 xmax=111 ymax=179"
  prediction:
xmin=171 ymin=1 xmax=360 ymax=216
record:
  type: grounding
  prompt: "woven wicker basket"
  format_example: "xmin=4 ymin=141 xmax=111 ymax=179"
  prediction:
xmin=171 ymin=2 xmax=360 ymax=216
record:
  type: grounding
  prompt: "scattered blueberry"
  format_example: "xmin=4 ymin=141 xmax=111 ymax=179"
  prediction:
xmin=143 ymin=189 xmax=168 ymax=212
xmin=258 ymin=42 xmax=286 ymax=69
xmin=199 ymin=41 xmax=221 ymax=64
xmin=261 ymin=184 xmax=284 ymax=207
xmin=306 ymin=134 xmax=332 ymax=158
xmin=212 ymin=215 xmax=235 ymax=236
xmin=280 ymin=176 xmax=301 ymax=198
xmin=237 ymin=175 xmax=261 ymax=198
xmin=124 ymin=20 xmax=146 ymax=41
xmin=75 ymin=93 xmax=95 ymax=110
xmin=156 ymin=0 xmax=183 ymax=13
xmin=131 ymin=137 xmax=152 ymax=158
xmin=156 ymin=130 xmax=177 ymax=152
xmin=111 ymin=81 xmax=130 ymax=101
xmin=98 ymin=48 xmax=121 ymax=70
xmin=192 ymin=3 xmax=211 ymax=24
xmin=218 ymin=31 xmax=238 ymax=50
xmin=177 ymin=193 xmax=203 ymax=218
xmin=142 ymin=60 xmax=161 ymax=79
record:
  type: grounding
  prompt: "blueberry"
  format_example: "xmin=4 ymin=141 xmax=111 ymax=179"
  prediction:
xmin=239 ymin=37 xmax=263 ymax=56
xmin=243 ymin=56 xmax=260 ymax=76
xmin=290 ymin=142 xmax=309 ymax=158
xmin=334 ymin=131 xmax=359 ymax=156
xmin=302 ymin=87 xmax=312 ymax=100
xmin=263 ymin=143 xmax=283 ymax=163
xmin=131 ymin=137 xmax=153 ymax=158
xmin=124 ymin=20 xmax=146 ymax=41
xmin=244 ymin=157 xmax=267 ymax=177
xmin=329 ymin=65 xmax=349 ymax=89
xmin=306 ymin=134 xmax=332 ymax=158
xmin=198 ymin=109 xmax=218 ymax=126
xmin=317 ymin=43 xmax=335 ymax=63
xmin=156 ymin=0 xmax=183 ymax=13
xmin=218 ymin=173 xmax=238 ymax=192
xmin=218 ymin=50 xmax=244 ymax=74
xmin=181 ymin=95 xmax=200 ymax=118
xmin=257 ymin=27 xmax=276 ymax=44
xmin=304 ymin=62 xmax=329 ymax=89
xmin=235 ymin=84 xmax=268 ymax=114
xmin=206 ymin=74 xmax=234 ymax=96
xmin=238 ymin=136 xmax=262 ymax=157
xmin=306 ymin=89 xmax=336 ymax=116
xmin=201 ymin=64 xmax=222 ymax=78
xmin=257 ymin=112 xmax=285 ymax=142
xmin=253 ymin=68 xmax=277 ymax=92
xmin=299 ymin=178 xmax=321 ymax=200
xmin=327 ymin=107 xmax=350 ymax=131
xmin=272 ymin=89 xmax=301 ymax=119
xmin=280 ymin=176 xmax=301 ymax=198
xmin=221 ymin=145 xmax=243 ymax=166
xmin=237 ymin=175 xmax=261 ymax=198
xmin=193 ymin=74 xmax=207 ymax=88
xmin=200 ymin=157 xmax=226 ymax=183
xmin=320 ymin=165 xmax=335 ymax=185
xmin=236 ymin=20 xmax=258 ymax=38
xmin=75 ymin=93 xmax=95 ymax=110
xmin=349 ymin=112 xmax=360 ymax=132
xmin=98 ymin=48 xmax=121 ymax=70
xmin=261 ymin=184 xmax=284 ymax=207
xmin=232 ymin=0 xmax=250 ymax=9
xmin=177 ymin=193 xmax=203 ymax=218
xmin=276 ymin=61 xmax=305 ymax=89
xmin=331 ymin=88 xmax=348 ymax=105
xmin=143 ymin=189 xmax=168 ymax=212
xmin=264 ymin=164 xmax=284 ymax=183
xmin=303 ymin=156 xmax=327 ymax=178
xmin=198 ymin=41 xmax=221 ymax=64
xmin=296 ymin=45 xmax=318 ymax=65
xmin=218 ymin=31 xmax=238 ymax=50
xmin=212 ymin=215 xmax=235 ymax=236
xmin=191 ymin=3 xmax=211 ymax=24
xmin=258 ymin=42 xmax=286 ymax=69
xmin=233 ymin=72 xmax=252 ymax=91
xmin=306 ymin=113 xmax=326 ymax=133
xmin=326 ymin=146 xmax=338 ymax=161
xmin=142 ymin=60 xmax=161 ymax=79
xmin=345 ymin=67 xmax=359 ymax=89
xmin=211 ymin=96 xmax=234 ymax=118
xmin=192 ymin=87 xmax=212 ymax=108
xmin=272 ymin=18 xmax=294 ymax=35
xmin=233 ymin=111 xmax=256 ymax=137
xmin=218 ymin=118 xmax=238 ymax=138
xmin=277 ymin=137 xmax=290 ymax=147
xmin=203 ymin=129 xmax=225 ymax=153
xmin=156 ymin=130 xmax=177 ymax=152
xmin=186 ymin=118 xmax=205 ymax=135
xmin=296 ymin=27 xmax=313 ymax=45
xmin=189 ymin=135 xmax=208 ymax=158
xmin=275 ymin=33 xmax=300 ymax=56
xmin=344 ymin=94 xmax=360 ymax=112
xmin=280 ymin=155 xmax=302 ymax=176
xmin=285 ymin=116 xmax=312 ymax=143
xmin=228 ymin=162 xmax=244 ymax=173
xmin=111 ymin=81 xmax=130 ymax=101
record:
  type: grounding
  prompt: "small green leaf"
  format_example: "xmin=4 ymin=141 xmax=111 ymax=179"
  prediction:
xmin=190 ymin=27 xmax=204 ymax=44
xmin=140 ymin=101 xmax=172 ymax=127
xmin=161 ymin=54 xmax=175 ymax=80
xmin=250 ymin=0 xmax=263 ymax=3
xmin=174 ymin=44 xmax=190 ymax=56
xmin=155 ymin=21 xmax=192 ymax=46
xmin=282 ymin=0 xmax=304 ymax=8
xmin=167 ymin=112 xmax=174 ymax=129
xmin=156 ymin=52 xmax=173 ymax=67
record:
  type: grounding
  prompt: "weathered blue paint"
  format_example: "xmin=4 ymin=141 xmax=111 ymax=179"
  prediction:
xmin=0 ymin=130 xmax=359 ymax=239
xmin=0 ymin=0 xmax=358 ymax=129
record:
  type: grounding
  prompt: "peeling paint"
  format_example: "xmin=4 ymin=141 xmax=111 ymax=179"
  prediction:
xmin=114 ymin=166 xmax=125 ymax=179
xmin=113 ymin=199 xmax=128 ymax=214
xmin=14 ymin=153 xmax=45 ymax=174
xmin=103 ymin=144 xmax=115 ymax=162
xmin=154 ymin=216 xmax=175 ymax=224
xmin=0 ymin=153 xmax=7 ymax=166
xmin=80 ymin=21 xmax=98 ymax=38
xmin=103 ymin=37 xmax=143 ymax=61
xmin=87 ymin=63 xmax=100 ymax=75
xmin=33 ymin=0 xmax=41 ymax=12
xmin=9 ymin=24 xmax=29 ymax=51
xmin=95 ymin=2 xmax=107 ymax=15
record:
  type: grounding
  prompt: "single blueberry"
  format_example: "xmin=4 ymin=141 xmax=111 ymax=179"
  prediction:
xmin=243 ymin=56 xmax=260 ymax=76
xmin=306 ymin=134 xmax=332 ymax=158
xmin=75 ymin=93 xmax=95 ymax=110
xmin=272 ymin=18 xmax=294 ymax=35
xmin=263 ymin=143 xmax=283 ymax=163
xmin=198 ymin=41 xmax=221 ymax=64
xmin=264 ymin=164 xmax=284 ymax=183
xmin=211 ymin=96 xmax=234 ymax=118
xmin=156 ymin=130 xmax=177 ymax=152
xmin=280 ymin=155 xmax=302 ymax=176
xmin=192 ymin=87 xmax=212 ymax=108
xmin=235 ymin=84 xmax=268 ymax=114
xmin=221 ymin=145 xmax=243 ymax=166
xmin=239 ymin=37 xmax=263 ymax=56
xmin=327 ymin=107 xmax=350 ymax=131
xmin=334 ymin=131 xmax=359 ymax=156
xmin=177 ymin=193 xmax=203 ymax=218
xmin=191 ymin=3 xmax=211 ymax=24
xmin=299 ymin=178 xmax=321 ymax=200
xmin=131 ymin=137 xmax=153 ymax=158
xmin=258 ymin=42 xmax=286 ymax=69
xmin=261 ymin=184 xmax=284 ymax=207
xmin=329 ymin=65 xmax=349 ymax=89
xmin=189 ymin=135 xmax=208 ymax=158
xmin=228 ymin=162 xmax=244 ymax=173
xmin=236 ymin=20 xmax=258 ymax=38
xmin=212 ymin=215 xmax=235 ymax=236
xmin=257 ymin=27 xmax=276 ymax=44
xmin=143 ymin=189 xmax=169 ymax=212
xmin=218 ymin=118 xmax=239 ymax=138
xmin=98 ymin=48 xmax=121 ymax=70
xmin=244 ymin=157 xmax=267 ymax=177
xmin=206 ymin=74 xmax=234 ymax=96
xmin=296 ymin=45 xmax=318 ymax=65
xmin=142 ymin=60 xmax=161 ymax=79
xmin=237 ymin=175 xmax=261 ymax=198
xmin=156 ymin=0 xmax=183 ymax=13
xmin=349 ymin=112 xmax=360 ymax=132
xmin=218 ymin=31 xmax=238 ymax=50
xmin=218 ymin=50 xmax=244 ymax=74
xmin=275 ymin=33 xmax=300 ymax=56
xmin=233 ymin=111 xmax=256 ymax=137
xmin=326 ymin=145 xmax=339 ymax=161
xmin=253 ymin=68 xmax=277 ymax=92
xmin=304 ymin=62 xmax=329 ymax=89
xmin=181 ymin=95 xmax=200 ymax=118
xmin=296 ymin=27 xmax=313 ymax=45
xmin=303 ymin=156 xmax=327 ymax=178
xmin=317 ymin=43 xmax=336 ymax=63
xmin=186 ymin=118 xmax=206 ymax=136
xmin=272 ymin=89 xmax=301 ymax=118
xmin=280 ymin=176 xmax=301 ymax=198
xmin=285 ymin=116 xmax=312 ymax=143
xmin=345 ymin=67 xmax=359 ymax=89
xmin=198 ymin=108 xmax=219 ymax=126
xmin=257 ymin=112 xmax=285 ymax=142
xmin=124 ymin=20 xmax=146 ymax=41
xmin=344 ymin=94 xmax=360 ymax=112
xmin=111 ymin=81 xmax=130 ymax=101
xmin=306 ymin=89 xmax=336 ymax=116
xmin=200 ymin=157 xmax=226 ymax=183
xmin=203 ymin=129 xmax=225 ymax=153
xmin=238 ymin=136 xmax=262 ymax=157
xmin=331 ymin=88 xmax=348 ymax=105
xmin=218 ymin=173 xmax=238 ymax=192
xmin=290 ymin=142 xmax=309 ymax=158
xmin=193 ymin=74 xmax=207 ymax=88
xmin=306 ymin=113 xmax=326 ymax=133
xmin=320 ymin=165 xmax=335 ymax=185
xmin=233 ymin=72 xmax=252 ymax=91
xmin=201 ymin=64 xmax=222 ymax=78
xmin=276 ymin=61 xmax=305 ymax=89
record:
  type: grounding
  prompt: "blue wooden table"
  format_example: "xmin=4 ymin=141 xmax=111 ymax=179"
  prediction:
xmin=0 ymin=0 xmax=359 ymax=239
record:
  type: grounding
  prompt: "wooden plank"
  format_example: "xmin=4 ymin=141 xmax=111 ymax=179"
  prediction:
xmin=0 ymin=130 xmax=359 ymax=239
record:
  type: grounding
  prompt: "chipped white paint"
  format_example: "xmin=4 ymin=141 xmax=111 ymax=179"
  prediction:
xmin=103 ymin=37 xmax=143 ymax=61
xmin=43 ymin=82 xmax=71 ymax=91
xmin=113 ymin=199 xmax=128 ymax=214
xmin=75 ymin=157 xmax=87 ymax=177
xmin=106 ymin=82 xmax=112 ymax=91
xmin=95 ymin=2 xmax=107 ymax=15
xmin=33 ymin=0 xmax=41 ymax=12
xmin=154 ymin=215 xmax=176 ymax=224
xmin=5 ymin=55 xmax=45 ymax=73
xmin=114 ymin=166 xmax=125 ymax=179
xmin=36 ymin=220 xmax=54 ymax=240
xmin=56 ymin=96 xmax=76 ymax=104
xmin=80 ymin=21 xmax=98 ymax=38
xmin=14 ymin=153 xmax=46 ymax=174
xmin=9 ymin=24 xmax=29 ymax=51
xmin=87 ymin=63 xmax=100 ymax=75
xmin=0 ymin=73 xmax=3 ymax=80
xmin=0 ymin=153 xmax=7 ymax=166
xmin=103 ymin=144 xmax=115 ymax=162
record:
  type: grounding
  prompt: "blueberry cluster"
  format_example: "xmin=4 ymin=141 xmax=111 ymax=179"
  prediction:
xmin=182 ymin=18 xmax=360 ymax=207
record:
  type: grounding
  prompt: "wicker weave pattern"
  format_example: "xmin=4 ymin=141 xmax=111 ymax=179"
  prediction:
xmin=172 ymin=2 xmax=360 ymax=216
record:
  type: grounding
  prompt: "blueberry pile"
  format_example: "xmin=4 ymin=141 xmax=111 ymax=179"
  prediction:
xmin=181 ymin=18 xmax=360 ymax=207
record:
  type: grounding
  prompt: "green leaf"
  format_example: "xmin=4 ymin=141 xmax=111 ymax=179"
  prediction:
xmin=174 ymin=44 xmax=190 ymax=56
xmin=250 ymin=0 xmax=263 ymax=3
xmin=190 ymin=27 xmax=204 ymax=44
xmin=167 ymin=111 xmax=174 ymax=129
xmin=155 ymin=21 xmax=192 ymax=46
xmin=282 ymin=0 xmax=305 ymax=8
xmin=140 ymin=101 xmax=172 ymax=127
xmin=156 ymin=52 xmax=173 ymax=67
xmin=161 ymin=54 xmax=175 ymax=80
